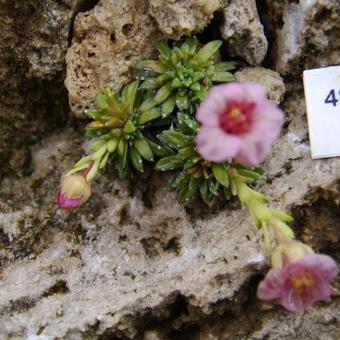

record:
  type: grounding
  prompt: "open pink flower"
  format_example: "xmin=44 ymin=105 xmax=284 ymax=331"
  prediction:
xmin=196 ymin=83 xmax=284 ymax=166
xmin=57 ymin=174 xmax=91 ymax=210
xmin=257 ymin=254 xmax=338 ymax=312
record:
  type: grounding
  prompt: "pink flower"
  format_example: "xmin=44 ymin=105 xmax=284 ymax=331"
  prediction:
xmin=195 ymin=82 xmax=284 ymax=166
xmin=257 ymin=254 xmax=338 ymax=312
xmin=57 ymin=174 xmax=91 ymax=210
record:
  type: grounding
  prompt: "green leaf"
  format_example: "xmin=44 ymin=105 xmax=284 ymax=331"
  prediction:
xmin=96 ymin=94 xmax=108 ymax=110
xmin=211 ymin=72 xmax=235 ymax=82
xmin=159 ymin=131 xmax=188 ymax=149
xmin=182 ymin=37 xmax=198 ymax=54
xmin=140 ymin=98 xmax=158 ymax=112
xmin=122 ymin=81 xmax=138 ymax=114
xmin=138 ymin=107 xmax=161 ymax=125
xmin=177 ymin=113 xmax=199 ymax=133
xmin=147 ymin=139 xmax=173 ymax=158
xmin=134 ymin=138 xmax=154 ymax=161
xmin=118 ymin=140 xmax=128 ymax=169
xmin=90 ymin=139 xmax=107 ymax=152
xmin=176 ymin=93 xmax=190 ymax=110
xmin=107 ymin=138 xmax=119 ymax=153
xmin=161 ymin=94 xmax=176 ymax=117
xmin=214 ymin=62 xmax=237 ymax=72
xmin=156 ymin=41 xmax=172 ymax=58
xmin=211 ymin=163 xmax=229 ymax=187
xmin=179 ymin=146 xmax=195 ymax=158
xmin=137 ymin=60 xmax=165 ymax=73
xmin=183 ymin=157 xmax=201 ymax=170
xmin=123 ymin=120 xmax=137 ymax=134
xmin=103 ymin=88 xmax=124 ymax=117
xmin=140 ymin=78 xmax=159 ymax=90
xmin=237 ymin=168 xmax=263 ymax=181
xmin=154 ymin=155 xmax=186 ymax=171
xmin=85 ymin=109 xmax=101 ymax=120
xmin=154 ymin=82 xmax=172 ymax=104
xmin=195 ymin=40 xmax=222 ymax=64
xmin=99 ymin=152 xmax=109 ymax=169
xmin=130 ymin=146 xmax=144 ymax=172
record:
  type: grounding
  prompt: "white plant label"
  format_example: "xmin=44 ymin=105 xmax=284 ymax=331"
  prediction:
xmin=303 ymin=65 xmax=340 ymax=159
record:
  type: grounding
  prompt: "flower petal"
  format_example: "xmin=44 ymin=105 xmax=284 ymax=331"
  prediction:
xmin=257 ymin=268 xmax=285 ymax=301
xmin=57 ymin=191 xmax=82 ymax=210
xmin=196 ymin=127 xmax=241 ymax=162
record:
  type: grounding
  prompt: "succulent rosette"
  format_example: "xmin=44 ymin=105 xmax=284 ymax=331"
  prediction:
xmin=137 ymin=37 xmax=236 ymax=117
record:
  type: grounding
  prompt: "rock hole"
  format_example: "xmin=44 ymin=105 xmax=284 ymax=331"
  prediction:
xmin=110 ymin=32 xmax=116 ymax=43
xmin=122 ymin=23 xmax=134 ymax=37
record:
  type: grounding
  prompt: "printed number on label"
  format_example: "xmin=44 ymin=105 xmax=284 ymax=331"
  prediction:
xmin=324 ymin=89 xmax=339 ymax=107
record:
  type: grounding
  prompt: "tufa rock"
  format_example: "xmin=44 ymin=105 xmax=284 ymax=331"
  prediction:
xmin=65 ymin=0 xmax=161 ymax=118
xmin=0 ymin=0 xmax=77 ymax=179
xmin=235 ymin=67 xmax=285 ymax=104
xmin=221 ymin=0 xmax=268 ymax=65
xmin=272 ymin=0 xmax=340 ymax=75
xmin=148 ymin=0 xmax=221 ymax=40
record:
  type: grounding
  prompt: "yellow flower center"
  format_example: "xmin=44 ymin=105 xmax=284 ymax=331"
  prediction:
xmin=291 ymin=272 xmax=316 ymax=295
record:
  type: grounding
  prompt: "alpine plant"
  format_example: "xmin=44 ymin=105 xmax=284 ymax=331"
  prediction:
xmin=137 ymin=37 xmax=236 ymax=116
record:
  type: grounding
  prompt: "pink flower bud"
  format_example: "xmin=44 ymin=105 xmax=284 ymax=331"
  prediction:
xmin=57 ymin=174 xmax=91 ymax=210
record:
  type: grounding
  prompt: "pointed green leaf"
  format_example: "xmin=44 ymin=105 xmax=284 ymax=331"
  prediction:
xmin=140 ymin=78 xmax=159 ymax=90
xmin=214 ymin=61 xmax=237 ymax=72
xmin=130 ymin=146 xmax=144 ymax=172
xmin=176 ymin=93 xmax=189 ymax=110
xmin=159 ymin=131 xmax=188 ymax=149
xmin=103 ymin=88 xmax=124 ymax=116
xmin=140 ymin=97 xmax=158 ymax=112
xmin=138 ymin=107 xmax=162 ymax=125
xmin=122 ymin=81 xmax=138 ymax=114
xmin=137 ymin=60 xmax=165 ymax=73
xmin=195 ymin=40 xmax=222 ymax=64
xmin=99 ymin=152 xmax=109 ymax=169
xmin=134 ymin=138 xmax=154 ymax=162
xmin=90 ymin=139 xmax=107 ymax=152
xmin=155 ymin=41 xmax=172 ymax=58
xmin=107 ymin=138 xmax=119 ymax=153
xmin=211 ymin=163 xmax=229 ymax=187
xmin=211 ymin=72 xmax=235 ymax=82
xmin=154 ymin=82 xmax=172 ymax=104
xmin=183 ymin=157 xmax=201 ymax=170
xmin=123 ymin=120 xmax=137 ymax=134
xmin=118 ymin=138 xmax=127 ymax=156
xmin=96 ymin=94 xmax=108 ymax=110
xmin=161 ymin=94 xmax=176 ymax=117
xmin=154 ymin=155 xmax=186 ymax=171
xmin=147 ymin=139 xmax=173 ymax=157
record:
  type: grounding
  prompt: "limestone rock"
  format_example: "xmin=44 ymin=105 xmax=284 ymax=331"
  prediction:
xmin=0 ymin=0 xmax=76 ymax=179
xmin=221 ymin=0 xmax=268 ymax=65
xmin=1 ymin=85 xmax=340 ymax=338
xmin=148 ymin=0 xmax=221 ymax=40
xmin=65 ymin=0 xmax=161 ymax=117
xmin=235 ymin=67 xmax=285 ymax=104
xmin=272 ymin=0 xmax=340 ymax=75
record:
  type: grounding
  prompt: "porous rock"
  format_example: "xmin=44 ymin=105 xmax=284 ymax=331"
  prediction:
xmin=0 ymin=0 xmax=76 ymax=179
xmin=1 ymin=85 xmax=340 ymax=338
xmin=220 ymin=0 xmax=268 ymax=65
xmin=148 ymin=0 xmax=221 ymax=40
xmin=235 ymin=67 xmax=285 ymax=104
xmin=271 ymin=0 xmax=340 ymax=75
xmin=65 ymin=0 xmax=161 ymax=117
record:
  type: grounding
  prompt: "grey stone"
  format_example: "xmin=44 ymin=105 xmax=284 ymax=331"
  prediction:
xmin=221 ymin=0 xmax=268 ymax=65
xmin=235 ymin=67 xmax=285 ymax=104
xmin=272 ymin=0 xmax=340 ymax=75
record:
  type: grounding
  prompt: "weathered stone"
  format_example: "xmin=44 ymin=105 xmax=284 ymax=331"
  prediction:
xmin=66 ymin=0 xmax=161 ymax=117
xmin=148 ymin=0 xmax=221 ymax=40
xmin=221 ymin=0 xmax=268 ymax=65
xmin=1 ymin=85 xmax=340 ymax=338
xmin=0 ymin=0 xmax=77 ymax=179
xmin=235 ymin=67 xmax=285 ymax=104
xmin=271 ymin=0 xmax=340 ymax=75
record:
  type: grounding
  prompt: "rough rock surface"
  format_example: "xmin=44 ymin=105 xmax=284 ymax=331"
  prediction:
xmin=221 ymin=0 xmax=268 ymax=65
xmin=271 ymin=0 xmax=340 ymax=75
xmin=1 ymin=84 xmax=340 ymax=338
xmin=66 ymin=0 xmax=162 ymax=117
xmin=235 ymin=67 xmax=285 ymax=104
xmin=1 ymin=0 xmax=340 ymax=339
xmin=148 ymin=0 xmax=221 ymax=40
xmin=0 ymin=0 xmax=77 ymax=179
